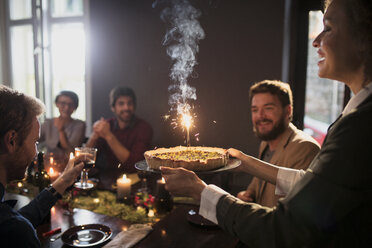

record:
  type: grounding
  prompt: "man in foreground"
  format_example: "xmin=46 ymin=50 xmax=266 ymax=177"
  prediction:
xmin=0 ymin=85 xmax=83 ymax=247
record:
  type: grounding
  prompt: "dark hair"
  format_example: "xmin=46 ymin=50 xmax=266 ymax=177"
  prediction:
xmin=326 ymin=0 xmax=372 ymax=83
xmin=109 ymin=87 xmax=137 ymax=107
xmin=55 ymin=91 xmax=79 ymax=109
xmin=0 ymin=85 xmax=45 ymax=149
xmin=249 ymin=80 xmax=293 ymax=119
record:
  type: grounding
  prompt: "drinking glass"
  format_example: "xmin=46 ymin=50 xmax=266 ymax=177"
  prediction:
xmin=74 ymin=147 xmax=97 ymax=189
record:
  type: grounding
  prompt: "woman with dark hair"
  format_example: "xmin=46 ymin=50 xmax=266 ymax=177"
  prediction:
xmin=161 ymin=0 xmax=372 ymax=247
xmin=39 ymin=91 xmax=86 ymax=160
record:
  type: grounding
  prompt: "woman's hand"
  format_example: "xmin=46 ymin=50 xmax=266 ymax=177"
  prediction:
xmin=228 ymin=148 xmax=279 ymax=185
xmin=161 ymin=167 xmax=207 ymax=202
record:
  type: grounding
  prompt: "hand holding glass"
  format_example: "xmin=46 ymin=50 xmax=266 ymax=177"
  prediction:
xmin=74 ymin=147 xmax=97 ymax=189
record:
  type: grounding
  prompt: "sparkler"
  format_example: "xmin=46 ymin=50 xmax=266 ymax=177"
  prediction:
xmin=181 ymin=113 xmax=192 ymax=147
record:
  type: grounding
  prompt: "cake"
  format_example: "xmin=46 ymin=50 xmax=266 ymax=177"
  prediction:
xmin=144 ymin=146 xmax=228 ymax=172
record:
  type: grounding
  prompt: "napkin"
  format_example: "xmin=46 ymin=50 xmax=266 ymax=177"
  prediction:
xmin=103 ymin=224 xmax=153 ymax=248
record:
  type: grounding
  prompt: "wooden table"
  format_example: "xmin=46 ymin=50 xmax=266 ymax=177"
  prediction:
xmin=37 ymin=204 xmax=238 ymax=248
xmin=133 ymin=205 xmax=238 ymax=248
xmin=6 ymin=192 xmax=238 ymax=247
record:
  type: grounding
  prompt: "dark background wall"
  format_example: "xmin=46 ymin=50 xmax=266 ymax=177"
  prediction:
xmin=89 ymin=0 xmax=285 ymax=156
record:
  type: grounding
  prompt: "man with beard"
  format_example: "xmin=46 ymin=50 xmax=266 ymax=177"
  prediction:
xmin=236 ymin=80 xmax=320 ymax=207
xmin=0 ymin=86 xmax=83 ymax=247
xmin=86 ymin=87 xmax=153 ymax=189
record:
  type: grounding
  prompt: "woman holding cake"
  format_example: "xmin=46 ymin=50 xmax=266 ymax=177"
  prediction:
xmin=161 ymin=0 xmax=372 ymax=246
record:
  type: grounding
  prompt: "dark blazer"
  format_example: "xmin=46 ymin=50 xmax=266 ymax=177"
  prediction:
xmin=216 ymin=94 xmax=372 ymax=248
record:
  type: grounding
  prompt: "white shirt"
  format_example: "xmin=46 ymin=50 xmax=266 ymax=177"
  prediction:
xmin=199 ymin=83 xmax=372 ymax=224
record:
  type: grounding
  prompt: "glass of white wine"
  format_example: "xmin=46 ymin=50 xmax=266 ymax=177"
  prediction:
xmin=74 ymin=147 xmax=97 ymax=189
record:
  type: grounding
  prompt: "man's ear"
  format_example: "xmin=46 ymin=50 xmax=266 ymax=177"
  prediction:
xmin=286 ymin=105 xmax=293 ymax=120
xmin=3 ymin=130 xmax=18 ymax=153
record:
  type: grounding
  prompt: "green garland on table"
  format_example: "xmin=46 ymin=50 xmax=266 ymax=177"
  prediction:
xmin=6 ymin=180 xmax=166 ymax=224
xmin=64 ymin=190 xmax=151 ymax=224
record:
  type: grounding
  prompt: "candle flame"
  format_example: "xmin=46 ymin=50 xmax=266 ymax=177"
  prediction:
xmin=50 ymin=157 xmax=54 ymax=165
xmin=69 ymin=152 xmax=74 ymax=159
xmin=49 ymin=167 xmax=54 ymax=174
xmin=17 ymin=182 xmax=23 ymax=188
xmin=123 ymin=174 xmax=127 ymax=180
xmin=161 ymin=177 xmax=165 ymax=183
xmin=93 ymin=198 xmax=100 ymax=203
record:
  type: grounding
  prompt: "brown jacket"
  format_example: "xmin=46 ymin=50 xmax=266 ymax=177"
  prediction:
xmin=247 ymin=123 xmax=320 ymax=207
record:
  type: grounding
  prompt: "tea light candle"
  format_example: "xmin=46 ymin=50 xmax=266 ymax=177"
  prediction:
xmin=48 ymin=167 xmax=59 ymax=182
xmin=148 ymin=209 xmax=155 ymax=217
xmin=117 ymin=174 xmax=131 ymax=199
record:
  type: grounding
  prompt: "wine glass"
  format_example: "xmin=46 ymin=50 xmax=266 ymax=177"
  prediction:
xmin=74 ymin=147 xmax=97 ymax=189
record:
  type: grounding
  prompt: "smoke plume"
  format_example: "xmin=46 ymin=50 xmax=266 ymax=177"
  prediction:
xmin=155 ymin=0 xmax=205 ymax=115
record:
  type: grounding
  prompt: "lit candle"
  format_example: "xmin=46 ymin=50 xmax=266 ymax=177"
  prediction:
xmin=49 ymin=157 xmax=54 ymax=166
xmin=48 ymin=167 xmax=59 ymax=182
xmin=117 ymin=174 xmax=131 ymax=199
xmin=148 ymin=209 xmax=155 ymax=217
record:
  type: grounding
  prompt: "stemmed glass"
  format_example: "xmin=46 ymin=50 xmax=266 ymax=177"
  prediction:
xmin=74 ymin=147 xmax=97 ymax=189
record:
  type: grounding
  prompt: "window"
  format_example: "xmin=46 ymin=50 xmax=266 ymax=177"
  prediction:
xmin=5 ymin=0 xmax=89 ymax=121
xmin=282 ymin=0 xmax=351 ymax=146
xmin=303 ymin=11 xmax=345 ymax=145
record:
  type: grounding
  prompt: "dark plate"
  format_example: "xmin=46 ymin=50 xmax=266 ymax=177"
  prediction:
xmin=187 ymin=209 xmax=218 ymax=227
xmin=135 ymin=158 xmax=241 ymax=174
xmin=61 ymin=224 xmax=112 ymax=247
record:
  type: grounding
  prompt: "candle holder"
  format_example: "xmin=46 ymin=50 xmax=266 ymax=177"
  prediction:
xmin=154 ymin=179 xmax=173 ymax=214
xmin=137 ymin=170 xmax=149 ymax=194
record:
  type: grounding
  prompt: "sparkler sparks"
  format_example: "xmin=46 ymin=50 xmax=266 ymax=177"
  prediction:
xmin=181 ymin=113 xmax=193 ymax=147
